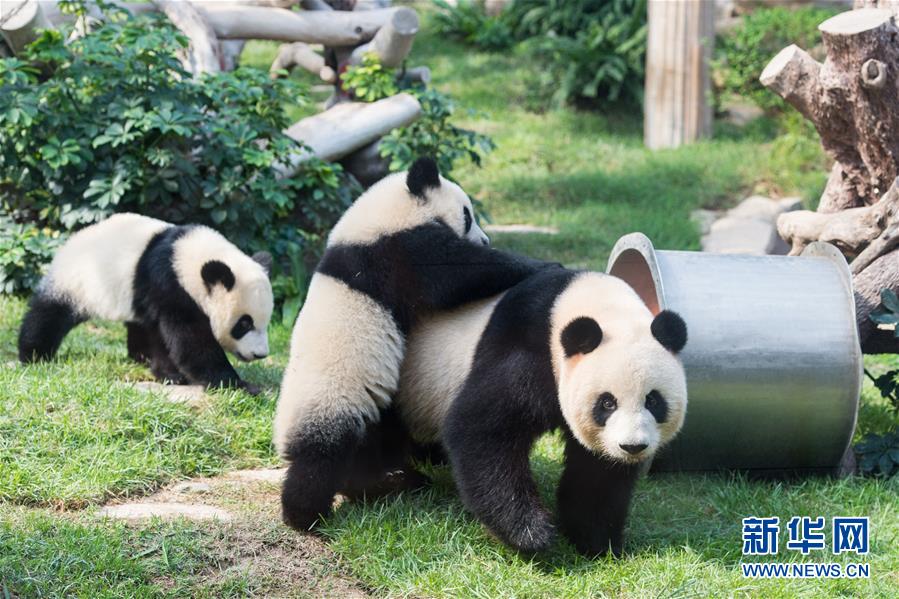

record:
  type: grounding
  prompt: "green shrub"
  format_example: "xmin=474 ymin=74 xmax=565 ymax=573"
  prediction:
xmin=503 ymin=0 xmax=622 ymax=39
xmin=431 ymin=0 xmax=513 ymax=51
xmin=0 ymin=10 xmax=355 ymax=301
xmin=713 ymin=6 xmax=838 ymax=113
xmin=341 ymin=52 xmax=399 ymax=102
xmin=431 ymin=0 xmax=648 ymax=109
xmin=0 ymin=217 xmax=65 ymax=294
xmin=379 ymin=88 xmax=495 ymax=179
xmin=522 ymin=0 xmax=647 ymax=109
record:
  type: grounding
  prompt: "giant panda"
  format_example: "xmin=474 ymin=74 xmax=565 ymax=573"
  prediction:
xmin=391 ymin=267 xmax=689 ymax=556
xmin=18 ymin=213 xmax=273 ymax=393
xmin=274 ymin=157 xmax=548 ymax=530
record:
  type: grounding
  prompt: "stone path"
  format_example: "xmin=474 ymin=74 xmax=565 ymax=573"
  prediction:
xmin=696 ymin=195 xmax=802 ymax=255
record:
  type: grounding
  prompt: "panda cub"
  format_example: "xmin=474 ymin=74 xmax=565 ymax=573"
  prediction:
xmin=18 ymin=213 xmax=273 ymax=393
xmin=396 ymin=267 xmax=688 ymax=556
xmin=274 ymin=157 xmax=545 ymax=530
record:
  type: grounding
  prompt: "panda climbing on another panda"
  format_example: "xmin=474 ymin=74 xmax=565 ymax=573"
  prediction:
xmin=274 ymin=157 xmax=549 ymax=531
xmin=18 ymin=213 xmax=273 ymax=393
xmin=390 ymin=267 xmax=689 ymax=556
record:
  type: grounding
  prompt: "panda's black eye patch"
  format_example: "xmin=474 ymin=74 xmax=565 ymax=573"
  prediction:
xmin=463 ymin=206 xmax=473 ymax=233
xmin=645 ymin=390 xmax=668 ymax=423
xmin=231 ymin=315 xmax=254 ymax=340
xmin=593 ymin=392 xmax=617 ymax=426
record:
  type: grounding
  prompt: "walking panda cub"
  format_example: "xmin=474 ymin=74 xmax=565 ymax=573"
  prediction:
xmin=274 ymin=157 xmax=546 ymax=530
xmin=393 ymin=267 xmax=689 ymax=556
xmin=18 ymin=213 xmax=273 ymax=393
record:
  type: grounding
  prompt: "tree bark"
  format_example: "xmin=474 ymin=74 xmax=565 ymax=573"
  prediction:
xmin=762 ymin=9 xmax=899 ymax=211
xmin=151 ymin=0 xmax=222 ymax=75
xmin=1 ymin=0 xmax=52 ymax=55
xmin=644 ymin=0 xmax=715 ymax=149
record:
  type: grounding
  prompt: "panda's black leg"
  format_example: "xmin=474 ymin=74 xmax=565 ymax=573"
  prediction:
xmin=18 ymin=293 xmax=84 ymax=363
xmin=444 ymin=406 xmax=553 ymax=553
xmin=125 ymin=322 xmax=151 ymax=364
xmin=140 ymin=321 xmax=188 ymax=385
xmin=281 ymin=418 xmax=361 ymax=531
xmin=556 ymin=430 xmax=640 ymax=557
xmin=340 ymin=408 xmax=429 ymax=501
xmin=156 ymin=315 xmax=245 ymax=391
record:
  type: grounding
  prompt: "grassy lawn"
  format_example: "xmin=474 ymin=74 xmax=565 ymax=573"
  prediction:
xmin=2 ymin=9 xmax=898 ymax=599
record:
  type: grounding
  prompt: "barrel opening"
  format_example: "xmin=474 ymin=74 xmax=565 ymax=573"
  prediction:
xmin=608 ymin=248 xmax=661 ymax=315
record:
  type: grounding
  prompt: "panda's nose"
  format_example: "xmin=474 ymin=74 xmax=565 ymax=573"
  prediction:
xmin=619 ymin=443 xmax=648 ymax=455
xmin=480 ymin=235 xmax=490 ymax=246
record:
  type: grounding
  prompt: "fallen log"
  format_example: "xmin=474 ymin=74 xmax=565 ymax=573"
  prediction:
xmin=195 ymin=4 xmax=397 ymax=45
xmin=281 ymin=92 xmax=420 ymax=172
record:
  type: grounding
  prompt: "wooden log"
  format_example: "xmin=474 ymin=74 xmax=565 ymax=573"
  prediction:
xmin=1 ymin=0 xmax=52 ymax=55
xmin=400 ymin=65 xmax=430 ymax=85
xmin=280 ymin=93 xmax=420 ymax=172
xmin=644 ymin=0 xmax=714 ymax=149
xmin=348 ymin=5 xmax=417 ymax=67
xmin=195 ymin=4 xmax=397 ymax=45
xmin=762 ymin=9 xmax=899 ymax=211
xmin=151 ymin=0 xmax=222 ymax=74
xmin=270 ymin=41 xmax=335 ymax=81
xmin=220 ymin=39 xmax=245 ymax=71
xmin=777 ymin=178 xmax=899 ymax=261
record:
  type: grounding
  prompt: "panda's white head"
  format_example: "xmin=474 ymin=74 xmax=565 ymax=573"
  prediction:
xmin=327 ymin=157 xmax=490 ymax=247
xmin=551 ymin=273 xmax=688 ymax=464
xmin=174 ymin=228 xmax=274 ymax=362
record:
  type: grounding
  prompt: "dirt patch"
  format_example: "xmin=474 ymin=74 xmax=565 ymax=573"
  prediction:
xmin=99 ymin=470 xmax=369 ymax=597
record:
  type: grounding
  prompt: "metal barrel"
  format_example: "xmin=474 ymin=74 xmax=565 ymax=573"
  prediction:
xmin=607 ymin=233 xmax=862 ymax=474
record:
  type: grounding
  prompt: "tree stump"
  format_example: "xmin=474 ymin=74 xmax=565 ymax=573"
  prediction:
xmin=762 ymin=8 xmax=899 ymax=353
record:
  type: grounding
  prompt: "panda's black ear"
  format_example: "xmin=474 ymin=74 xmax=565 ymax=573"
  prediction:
xmin=561 ymin=316 xmax=603 ymax=357
xmin=407 ymin=157 xmax=441 ymax=200
xmin=251 ymin=251 xmax=273 ymax=278
xmin=651 ymin=310 xmax=687 ymax=354
xmin=201 ymin=260 xmax=235 ymax=292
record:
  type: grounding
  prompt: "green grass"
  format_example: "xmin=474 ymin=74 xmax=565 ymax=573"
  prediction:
xmin=0 ymin=297 xmax=287 ymax=509
xmin=2 ymin=8 xmax=898 ymax=598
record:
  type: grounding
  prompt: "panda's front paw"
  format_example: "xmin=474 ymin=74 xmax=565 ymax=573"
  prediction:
xmin=564 ymin=526 xmax=623 ymax=558
xmin=502 ymin=510 xmax=557 ymax=554
xmin=239 ymin=380 xmax=262 ymax=396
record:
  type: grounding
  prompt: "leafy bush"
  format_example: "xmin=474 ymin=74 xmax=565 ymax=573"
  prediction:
xmin=431 ymin=0 xmax=513 ymax=51
xmin=855 ymin=431 xmax=899 ymax=477
xmin=523 ymin=0 xmax=647 ymax=109
xmin=713 ymin=6 xmax=838 ymax=113
xmin=380 ymin=88 xmax=495 ymax=179
xmin=0 ymin=217 xmax=64 ymax=294
xmin=341 ymin=52 xmax=399 ymax=102
xmin=0 ymin=9 xmax=355 ymax=301
xmin=431 ymin=0 xmax=648 ymax=109
xmin=503 ymin=0 xmax=622 ymax=39
xmin=854 ymin=289 xmax=899 ymax=478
